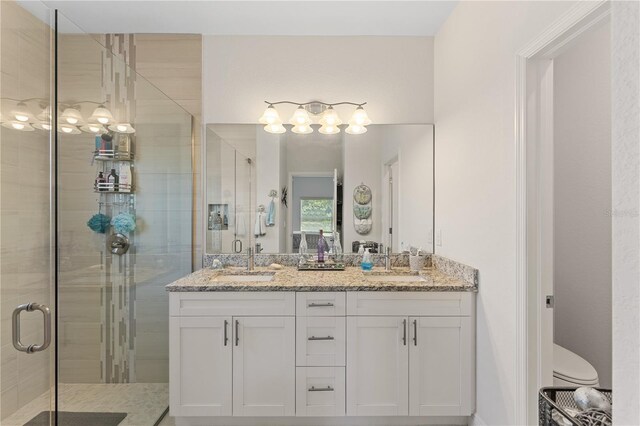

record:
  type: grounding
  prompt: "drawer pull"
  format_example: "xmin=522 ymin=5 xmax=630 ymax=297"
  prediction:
xmin=308 ymin=336 xmax=334 ymax=341
xmin=308 ymin=386 xmax=334 ymax=392
xmin=308 ymin=302 xmax=334 ymax=308
xmin=224 ymin=320 xmax=229 ymax=346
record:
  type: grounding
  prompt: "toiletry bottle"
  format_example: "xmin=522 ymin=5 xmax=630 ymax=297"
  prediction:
xmin=107 ymin=168 xmax=119 ymax=192
xmin=358 ymin=243 xmax=365 ymax=254
xmin=94 ymin=136 xmax=101 ymax=154
xmin=118 ymin=134 xmax=131 ymax=157
xmin=118 ymin=163 xmax=132 ymax=193
xmin=95 ymin=171 xmax=106 ymax=191
xmin=101 ymin=133 xmax=113 ymax=152
xmin=208 ymin=211 xmax=213 ymax=230
xmin=317 ymin=229 xmax=326 ymax=263
xmin=361 ymin=248 xmax=373 ymax=271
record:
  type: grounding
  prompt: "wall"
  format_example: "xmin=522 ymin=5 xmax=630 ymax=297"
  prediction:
xmin=0 ymin=1 xmax=52 ymax=419
xmin=202 ymin=36 xmax=434 ymax=124
xmin=433 ymin=1 xmax=577 ymax=424
xmin=611 ymin=1 xmax=640 ymax=424
xmin=553 ymin=20 xmax=611 ymax=388
xmin=343 ymin=125 xmax=434 ymax=253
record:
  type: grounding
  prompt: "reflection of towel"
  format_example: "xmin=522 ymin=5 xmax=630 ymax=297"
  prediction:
xmin=236 ymin=212 xmax=246 ymax=237
xmin=254 ymin=212 xmax=267 ymax=237
xmin=266 ymin=200 xmax=276 ymax=227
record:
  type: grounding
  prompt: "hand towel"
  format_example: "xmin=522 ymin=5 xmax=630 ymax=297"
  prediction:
xmin=266 ymin=199 xmax=276 ymax=227
xmin=254 ymin=212 xmax=267 ymax=237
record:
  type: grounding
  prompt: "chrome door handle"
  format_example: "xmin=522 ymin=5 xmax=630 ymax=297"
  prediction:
xmin=402 ymin=319 xmax=407 ymax=346
xmin=308 ymin=386 xmax=334 ymax=392
xmin=308 ymin=302 xmax=334 ymax=307
xmin=12 ymin=303 xmax=51 ymax=353
xmin=308 ymin=336 xmax=334 ymax=341
xmin=224 ymin=320 xmax=229 ymax=346
xmin=413 ymin=319 xmax=418 ymax=346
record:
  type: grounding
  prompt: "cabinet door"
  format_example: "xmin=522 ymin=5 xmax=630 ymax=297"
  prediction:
xmin=169 ymin=316 xmax=232 ymax=416
xmin=409 ymin=316 xmax=473 ymax=416
xmin=346 ymin=316 xmax=408 ymax=416
xmin=233 ymin=316 xmax=296 ymax=416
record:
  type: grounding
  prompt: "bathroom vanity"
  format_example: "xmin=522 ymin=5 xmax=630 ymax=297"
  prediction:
xmin=167 ymin=263 xmax=477 ymax=426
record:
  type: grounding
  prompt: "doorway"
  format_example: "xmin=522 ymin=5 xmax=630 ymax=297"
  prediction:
xmin=514 ymin=2 xmax=612 ymax=423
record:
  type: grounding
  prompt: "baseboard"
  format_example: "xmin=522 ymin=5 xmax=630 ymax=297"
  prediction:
xmin=175 ymin=416 xmax=470 ymax=426
xmin=469 ymin=414 xmax=487 ymax=426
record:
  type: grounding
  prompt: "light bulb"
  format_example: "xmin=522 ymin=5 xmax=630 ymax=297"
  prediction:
xmin=117 ymin=124 xmax=127 ymax=132
xmin=259 ymin=105 xmax=281 ymax=125
xmin=345 ymin=124 xmax=367 ymax=135
xmin=98 ymin=117 xmax=109 ymax=124
xmin=62 ymin=126 xmax=73 ymax=133
xmin=66 ymin=117 xmax=78 ymax=124
xmin=289 ymin=106 xmax=311 ymax=126
xmin=292 ymin=124 xmax=313 ymax=134
xmin=12 ymin=122 xmax=25 ymax=130
xmin=264 ymin=123 xmax=286 ymax=134
xmin=42 ymin=123 xmax=51 ymax=131
xmin=349 ymin=106 xmax=371 ymax=126
xmin=320 ymin=107 xmax=342 ymax=126
xmin=15 ymin=114 xmax=29 ymax=122
xmin=319 ymin=124 xmax=340 ymax=135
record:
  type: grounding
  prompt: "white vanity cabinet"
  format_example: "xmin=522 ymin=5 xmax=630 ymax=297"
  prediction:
xmin=169 ymin=292 xmax=296 ymax=418
xmin=346 ymin=292 xmax=475 ymax=417
xmin=169 ymin=290 xmax=475 ymax=424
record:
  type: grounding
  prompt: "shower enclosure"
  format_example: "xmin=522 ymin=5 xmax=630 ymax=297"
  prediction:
xmin=1 ymin=2 xmax=194 ymax=425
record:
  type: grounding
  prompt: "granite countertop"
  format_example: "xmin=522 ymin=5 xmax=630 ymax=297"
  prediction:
xmin=166 ymin=266 xmax=478 ymax=292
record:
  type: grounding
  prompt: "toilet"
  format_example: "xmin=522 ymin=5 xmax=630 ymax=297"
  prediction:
xmin=553 ymin=344 xmax=600 ymax=387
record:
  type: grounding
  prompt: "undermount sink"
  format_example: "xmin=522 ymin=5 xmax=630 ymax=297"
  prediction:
xmin=365 ymin=275 xmax=426 ymax=283
xmin=214 ymin=274 xmax=275 ymax=282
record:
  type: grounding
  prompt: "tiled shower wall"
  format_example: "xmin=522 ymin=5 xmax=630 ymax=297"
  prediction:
xmin=0 ymin=1 xmax=52 ymax=420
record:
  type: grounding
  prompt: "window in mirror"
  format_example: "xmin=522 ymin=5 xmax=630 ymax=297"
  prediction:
xmin=300 ymin=198 xmax=334 ymax=233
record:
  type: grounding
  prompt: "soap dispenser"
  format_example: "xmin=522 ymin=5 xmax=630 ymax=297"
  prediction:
xmin=361 ymin=248 xmax=373 ymax=271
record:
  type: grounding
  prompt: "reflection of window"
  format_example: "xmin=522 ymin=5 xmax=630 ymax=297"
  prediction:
xmin=300 ymin=198 xmax=333 ymax=232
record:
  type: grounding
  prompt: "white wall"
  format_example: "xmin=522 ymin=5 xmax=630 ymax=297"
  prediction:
xmin=611 ymin=1 xmax=640 ymax=424
xmin=434 ymin=2 xmax=578 ymax=424
xmin=203 ymin=36 xmax=434 ymax=124
xmin=553 ymin=20 xmax=611 ymax=388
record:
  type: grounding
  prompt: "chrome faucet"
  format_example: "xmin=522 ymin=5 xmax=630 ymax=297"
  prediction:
xmin=246 ymin=247 xmax=255 ymax=271
xmin=384 ymin=246 xmax=392 ymax=271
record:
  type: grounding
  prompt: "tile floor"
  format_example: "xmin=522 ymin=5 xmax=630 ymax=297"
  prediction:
xmin=2 ymin=383 xmax=168 ymax=426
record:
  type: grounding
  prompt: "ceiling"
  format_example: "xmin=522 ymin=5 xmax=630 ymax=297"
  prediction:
xmin=23 ymin=1 xmax=457 ymax=36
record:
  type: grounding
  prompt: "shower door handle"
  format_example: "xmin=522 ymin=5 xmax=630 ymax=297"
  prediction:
xmin=12 ymin=303 xmax=51 ymax=353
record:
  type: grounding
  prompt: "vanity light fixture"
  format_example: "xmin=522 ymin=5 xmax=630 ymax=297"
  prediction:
xmin=259 ymin=101 xmax=371 ymax=135
xmin=58 ymin=123 xmax=81 ymax=135
xmin=60 ymin=107 xmax=84 ymax=125
xmin=33 ymin=122 xmax=52 ymax=131
xmin=89 ymin=105 xmax=114 ymax=125
xmin=108 ymin=122 xmax=136 ymax=134
xmin=2 ymin=120 xmax=35 ymax=131
xmin=12 ymin=102 xmax=33 ymax=122
xmin=80 ymin=123 xmax=106 ymax=134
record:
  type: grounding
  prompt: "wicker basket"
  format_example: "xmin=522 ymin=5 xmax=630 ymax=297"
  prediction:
xmin=539 ymin=387 xmax=612 ymax=426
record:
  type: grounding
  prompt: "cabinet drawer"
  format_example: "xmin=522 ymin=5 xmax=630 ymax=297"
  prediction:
xmin=346 ymin=292 xmax=473 ymax=316
xmin=296 ymin=292 xmax=346 ymax=316
xmin=296 ymin=317 xmax=346 ymax=366
xmin=170 ymin=292 xmax=295 ymax=317
xmin=296 ymin=367 xmax=345 ymax=417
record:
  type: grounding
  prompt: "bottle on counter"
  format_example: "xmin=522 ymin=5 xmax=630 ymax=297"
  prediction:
xmin=361 ymin=248 xmax=373 ymax=271
xmin=317 ymin=229 xmax=327 ymax=263
xmin=107 ymin=168 xmax=119 ymax=192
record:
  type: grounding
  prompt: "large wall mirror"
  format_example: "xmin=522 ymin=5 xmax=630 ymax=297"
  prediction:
xmin=205 ymin=124 xmax=434 ymax=255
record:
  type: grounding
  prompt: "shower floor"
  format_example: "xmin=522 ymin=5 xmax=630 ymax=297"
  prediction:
xmin=2 ymin=383 xmax=168 ymax=426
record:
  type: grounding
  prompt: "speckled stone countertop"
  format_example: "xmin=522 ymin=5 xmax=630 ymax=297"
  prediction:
xmin=166 ymin=266 xmax=477 ymax=292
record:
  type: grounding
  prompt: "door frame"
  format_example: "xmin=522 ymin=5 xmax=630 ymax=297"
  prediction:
xmin=513 ymin=1 xmax=611 ymax=424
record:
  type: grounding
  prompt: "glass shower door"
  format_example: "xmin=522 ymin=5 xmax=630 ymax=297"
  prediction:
xmin=0 ymin=2 xmax=55 ymax=425
xmin=55 ymin=11 xmax=193 ymax=425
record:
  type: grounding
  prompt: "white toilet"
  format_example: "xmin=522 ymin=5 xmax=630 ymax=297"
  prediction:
xmin=553 ymin=344 xmax=599 ymax=387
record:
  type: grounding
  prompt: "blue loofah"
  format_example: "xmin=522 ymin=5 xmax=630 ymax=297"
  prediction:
xmin=87 ymin=213 xmax=111 ymax=234
xmin=111 ymin=212 xmax=136 ymax=234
